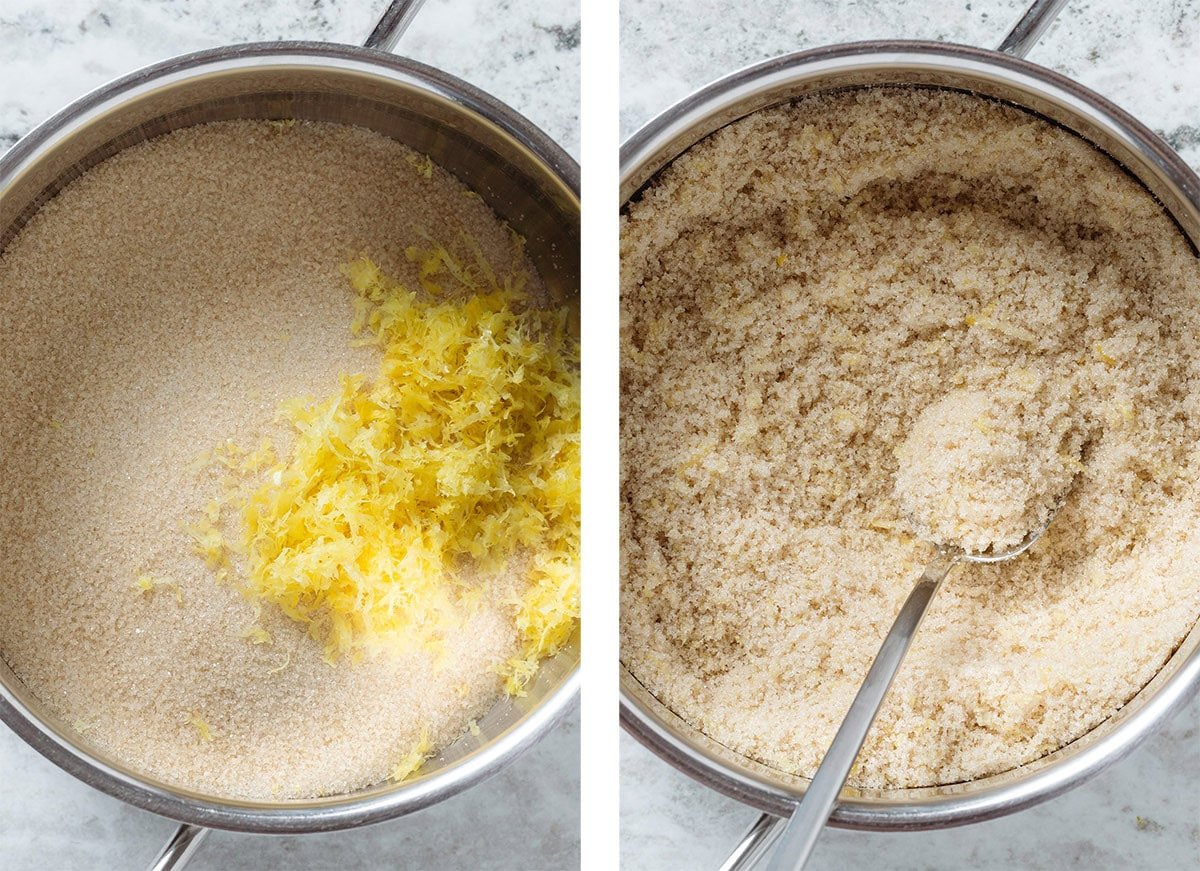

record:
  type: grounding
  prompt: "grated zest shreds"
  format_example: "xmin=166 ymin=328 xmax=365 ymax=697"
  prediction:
xmin=190 ymin=715 xmax=214 ymax=742
xmin=220 ymin=241 xmax=579 ymax=691
xmin=133 ymin=573 xmax=183 ymax=605
xmin=390 ymin=728 xmax=433 ymax=781
xmin=241 ymin=625 xmax=273 ymax=645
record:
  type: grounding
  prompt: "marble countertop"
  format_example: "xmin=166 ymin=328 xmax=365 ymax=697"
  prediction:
xmin=620 ymin=0 xmax=1199 ymax=167
xmin=620 ymin=1 xmax=1200 ymax=869
xmin=0 ymin=0 xmax=580 ymax=159
xmin=1 ymin=706 xmax=579 ymax=870
xmin=0 ymin=1 xmax=579 ymax=869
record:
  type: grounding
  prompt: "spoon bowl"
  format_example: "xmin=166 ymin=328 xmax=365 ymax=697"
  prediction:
xmin=941 ymin=499 xmax=1062 ymax=564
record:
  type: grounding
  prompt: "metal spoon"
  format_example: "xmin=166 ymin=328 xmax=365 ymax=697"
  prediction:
xmin=762 ymin=511 xmax=1061 ymax=871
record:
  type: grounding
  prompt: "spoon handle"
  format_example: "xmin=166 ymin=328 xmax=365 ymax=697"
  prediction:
xmin=764 ymin=549 xmax=960 ymax=871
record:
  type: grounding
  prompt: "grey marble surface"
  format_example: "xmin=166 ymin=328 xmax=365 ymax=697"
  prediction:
xmin=620 ymin=0 xmax=1200 ymax=167
xmin=620 ymin=1 xmax=1200 ymax=869
xmin=0 ymin=0 xmax=580 ymax=158
xmin=1 ymin=704 xmax=579 ymax=871
xmin=0 ymin=1 xmax=579 ymax=869
xmin=621 ymin=705 xmax=1200 ymax=870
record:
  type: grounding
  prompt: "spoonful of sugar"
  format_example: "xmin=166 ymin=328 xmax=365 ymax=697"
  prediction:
xmin=763 ymin=377 xmax=1083 ymax=871
xmin=893 ymin=383 xmax=1082 ymax=555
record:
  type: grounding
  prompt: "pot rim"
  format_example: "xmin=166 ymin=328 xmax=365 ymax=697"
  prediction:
xmin=3 ymin=40 xmax=580 ymax=209
xmin=619 ymin=38 xmax=1200 ymax=831
xmin=0 ymin=40 xmax=580 ymax=834
xmin=621 ymin=39 xmax=1199 ymax=217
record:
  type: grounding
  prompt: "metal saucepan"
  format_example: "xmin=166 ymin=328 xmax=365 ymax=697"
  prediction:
xmin=0 ymin=1 xmax=580 ymax=868
xmin=619 ymin=0 xmax=1200 ymax=863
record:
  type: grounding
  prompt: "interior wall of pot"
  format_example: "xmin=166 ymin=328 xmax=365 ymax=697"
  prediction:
xmin=0 ymin=62 xmax=581 ymax=316
xmin=620 ymin=63 xmax=1200 ymax=257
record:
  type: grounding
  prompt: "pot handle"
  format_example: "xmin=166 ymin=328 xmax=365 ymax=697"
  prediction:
xmin=997 ymin=0 xmax=1070 ymax=57
xmin=147 ymin=823 xmax=210 ymax=871
xmin=719 ymin=813 xmax=786 ymax=871
xmin=364 ymin=0 xmax=430 ymax=52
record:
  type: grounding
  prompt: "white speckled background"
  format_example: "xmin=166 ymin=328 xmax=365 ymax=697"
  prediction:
xmin=620 ymin=1 xmax=1200 ymax=868
xmin=0 ymin=1 xmax=579 ymax=869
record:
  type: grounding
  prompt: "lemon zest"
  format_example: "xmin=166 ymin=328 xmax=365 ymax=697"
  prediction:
xmin=390 ymin=729 xmax=433 ymax=781
xmin=267 ymin=652 xmax=291 ymax=675
xmin=133 ymin=574 xmax=183 ymax=605
xmin=1094 ymin=342 xmax=1118 ymax=366
xmin=241 ymin=626 xmax=273 ymax=645
xmin=190 ymin=715 xmax=214 ymax=742
xmin=202 ymin=239 xmax=578 ymax=691
xmin=405 ymin=152 xmax=434 ymax=179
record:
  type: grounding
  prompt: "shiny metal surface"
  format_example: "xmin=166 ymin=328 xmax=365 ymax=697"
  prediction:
xmin=0 ymin=42 xmax=579 ymax=836
xmin=997 ymin=0 xmax=1072 ymax=58
xmin=767 ymin=509 xmax=1063 ymax=869
xmin=364 ymin=0 xmax=429 ymax=53
xmin=719 ymin=813 xmax=785 ymax=871
xmin=620 ymin=39 xmax=1200 ymax=833
xmin=765 ymin=552 xmax=956 ymax=869
xmin=148 ymin=824 xmax=209 ymax=871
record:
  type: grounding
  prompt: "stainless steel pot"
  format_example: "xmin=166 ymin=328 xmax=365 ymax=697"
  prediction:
xmin=619 ymin=0 xmax=1200 ymax=863
xmin=0 ymin=2 xmax=580 ymax=868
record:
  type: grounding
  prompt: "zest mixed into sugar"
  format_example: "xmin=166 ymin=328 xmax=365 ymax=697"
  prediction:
xmin=621 ymin=88 xmax=1200 ymax=788
xmin=0 ymin=120 xmax=578 ymax=799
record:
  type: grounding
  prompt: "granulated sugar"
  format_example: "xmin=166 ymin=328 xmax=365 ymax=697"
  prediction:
xmin=893 ymin=377 xmax=1082 ymax=553
xmin=621 ymin=89 xmax=1200 ymax=788
xmin=0 ymin=120 xmax=548 ymax=799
